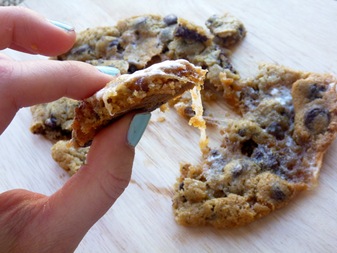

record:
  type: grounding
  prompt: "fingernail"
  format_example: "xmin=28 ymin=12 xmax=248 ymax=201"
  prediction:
xmin=127 ymin=112 xmax=151 ymax=147
xmin=96 ymin=66 xmax=120 ymax=76
xmin=48 ymin=19 xmax=74 ymax=32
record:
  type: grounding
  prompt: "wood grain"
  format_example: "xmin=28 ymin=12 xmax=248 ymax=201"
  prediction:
xmin=1 ymin=0 xmax=337 ymax=252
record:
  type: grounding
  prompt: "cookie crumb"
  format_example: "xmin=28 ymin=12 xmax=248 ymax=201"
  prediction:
xmin=157 ymin=116 xmax=166 ymax=122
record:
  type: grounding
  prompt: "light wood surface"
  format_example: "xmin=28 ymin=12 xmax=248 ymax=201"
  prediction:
xmin=1 ymin=0 xmax=337 ymax=252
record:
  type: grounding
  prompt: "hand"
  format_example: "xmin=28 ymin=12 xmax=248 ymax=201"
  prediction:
xmin=0 ymin=6 xmax=150 ymax=252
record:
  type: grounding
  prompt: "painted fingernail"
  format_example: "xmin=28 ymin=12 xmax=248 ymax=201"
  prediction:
xmin=96 ymin=66 xmax=120 ymax=76
xmin=127 ymin=112 xmax=151 ymax=147
xmin=48 ymin=19 xmax=74 ymax=32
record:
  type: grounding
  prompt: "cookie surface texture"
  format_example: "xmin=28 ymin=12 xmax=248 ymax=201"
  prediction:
xmin=51 ymin=140 xmax=88 ymax=175
xmin=30 ymin=98 xmax=79 ymax=142
xmin=172 ymin=64 xmax=337 ymax=228
xmin=31 ymin=13 xmax=244 ymax=142
xmin=72 ymin=59 xmax=206 ymax=147
xmin=28 ymin=13 xmax=337 ymax=229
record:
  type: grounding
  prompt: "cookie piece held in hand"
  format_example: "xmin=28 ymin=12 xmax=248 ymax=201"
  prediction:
xmin=72 ymin=59 xmax=207 ymax=147
xmin=32 ymin=13 xmax=244 ymax=142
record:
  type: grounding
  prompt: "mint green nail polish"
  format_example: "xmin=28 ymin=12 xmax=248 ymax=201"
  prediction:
xmin=49 ymin=19 xmax=74 ymax=32
xmin=96 ymin=66 xmax=120 ymax=76
xmin=127 ymin=113 xmax=151 ymax=147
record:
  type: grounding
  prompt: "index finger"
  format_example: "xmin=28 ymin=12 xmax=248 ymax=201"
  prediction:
xmin=0 ymin=6 xmax=76 ymax=56
xmin=1 ymin=59 xmax=116 ymax=107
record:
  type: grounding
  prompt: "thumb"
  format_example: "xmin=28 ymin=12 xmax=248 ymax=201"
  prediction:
xmin=47 ymin=112 xmax=151 ymax=243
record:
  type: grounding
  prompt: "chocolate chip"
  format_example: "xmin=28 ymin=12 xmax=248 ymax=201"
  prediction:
xmin=108 ymin=39 xmax=119 ymax=47
xmin=266 ymin=122 xmax=285 ymax=140
xmin=304 ymin=107 xmax=330 ymax=134
xmin=205 ymin=15 xmax=217 ymax=27
xmin=45 ymin=115 xmax=58 ymax=128
xmin=308 ymin=83 xmax=326 ymax=100
xmin=209 ymin=149 xmax=221 ymax=159
xmin=163 ymin=14 xmax=178 ymax=26
xmin=231 ymin=163 xmax=246 ymax=178
xmin=252 ymin=146 xmax=279 ymax=171
xmin=218 ymin=25 xmax=246 ymax=47
xmin=238 ymin=129 xmax=246 ymax=137
xmin=240 ymin=87 xmax=260 ymax=109
xmin=178 ymin=182 xmax=185 ymax=190
xmin=128 ymin=64 xmax=138 ymax=73
xmin=222 ymin=59 xmax=236 ymax=73
xmin=241 ymin=139 xmax=258 ymax=157
xmin=134 ymin=30 xmax=140 ymax=38
xmin=175 ymin=25 xmax=208 ymax=42
xmin=70 ymin=44 xmax=91 ymax=55
xmin=184 ymin=106 xmax=196 ymax=117
xmin=60 ymin=129 xmax=72 ymax=140
xmin=108 ymin=39 xmax=123 ymax=51
xmin=270 ymin=185 xmax=287 ymax=201
xmin=213 ymin=190 xmax=225 ymax=198
xmin=135 ymin=17 xmax=147 ymax=26
xmin=238 ymin=26 xmax=245 ymax=37
xmin=220 ymin=54 xmax=236 ymax=73
xmin=161 ymin=45 xmax=169 ymax=54
xmin=134 ymin=77 xmax=149 ymax=92
xmin=208 ymin=150 xmax=227 ymax=170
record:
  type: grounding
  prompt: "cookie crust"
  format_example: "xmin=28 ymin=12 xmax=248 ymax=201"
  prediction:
xmin=72 ymin=60 xmax=206 ymax=147
xmin=172 ymin=64 xmax=337 ymax=228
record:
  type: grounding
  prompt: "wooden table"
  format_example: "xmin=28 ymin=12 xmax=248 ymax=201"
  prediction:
xmin=1 ymin=0 xmax=337 ymax=252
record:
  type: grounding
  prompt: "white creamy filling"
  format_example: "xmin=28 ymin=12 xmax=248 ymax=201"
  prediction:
xmin=189 ymin=84 xmax=209 ymax=151
xmin=95 ymin=59 xmax=190 ymax=99
xmin=270 ymin=87 xmax=292 ymax=107
xmin=330 ymin=82 xmax=337 ymax=92
xmin=94 ymin=59 xmax=192 ymax=115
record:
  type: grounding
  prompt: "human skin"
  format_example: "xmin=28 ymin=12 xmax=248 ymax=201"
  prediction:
xmin=0 ymin=6 xmax=143 ymax=252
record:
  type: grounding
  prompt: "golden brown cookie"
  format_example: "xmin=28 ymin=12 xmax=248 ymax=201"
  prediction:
xmin=172 ymin=64 xmax=337 ymax=228
xmin=206 ymin=13 xmax=246 ymax=47
xmin=72 ymin=59 xmax=206 ymax=147
xmin=51 ymin=140 xmax=88 ymax=175
xmin=30 ymin=13 xmax=337 ymax=230
xmin=30 ymin=98 xmax=79 ymax=142
xmin=31 ymin=13 xmax=244 ymax=142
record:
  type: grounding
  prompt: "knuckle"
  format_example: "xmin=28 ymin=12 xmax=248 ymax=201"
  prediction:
xmin=0 ymin=61 xmax=17 ymax=107
xmin=98 ymin=171 xmax=130 ymax=202
xmin=0 ymin=60 xmax=14 ymax=81
xmin=62 ymin=61 xmax=86 ymax=79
